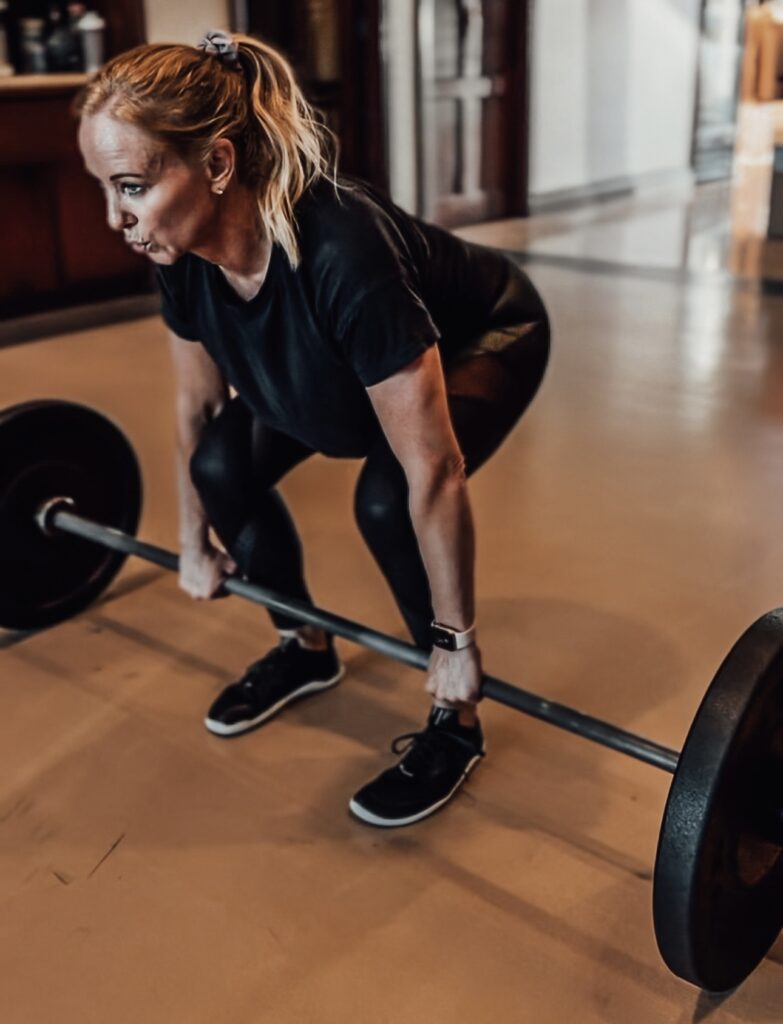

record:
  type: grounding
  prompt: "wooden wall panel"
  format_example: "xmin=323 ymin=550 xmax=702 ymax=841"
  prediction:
xmin=95 ymin=0 xmax=147 ymax=56
xmin=0 ymin=167 xmax=60 ymax=297
xmin=0 ymin=95 xmax=81 ymax=163
xmin=244 ymin=0 xmax=386 ymax=190
xmin=0 ymin=87 xmax=150 ymax=317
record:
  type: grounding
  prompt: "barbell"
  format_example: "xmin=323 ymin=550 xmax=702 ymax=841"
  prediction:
xmin=1 ymin=398 xmax=783 ymax=992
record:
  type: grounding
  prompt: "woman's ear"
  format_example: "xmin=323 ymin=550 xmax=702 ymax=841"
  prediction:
xmin=207 ymin=138 xmax=235 ymax=195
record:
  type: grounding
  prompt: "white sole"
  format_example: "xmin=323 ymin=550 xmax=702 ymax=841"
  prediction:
xmin=348 ymin=751 xmax=484 ymax=828
xmin=204 ymin=665 xmax=345 ymax=737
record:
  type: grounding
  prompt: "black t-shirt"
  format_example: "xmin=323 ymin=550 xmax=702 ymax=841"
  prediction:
xmin=156 ymin=177 xmax=516 ymax=457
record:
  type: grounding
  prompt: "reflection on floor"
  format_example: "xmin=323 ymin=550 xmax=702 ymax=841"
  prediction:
xmin=2 ymin=154 xmax=783 ymax=1022
xmin=458 ymin=103 xmax=783 ymax=283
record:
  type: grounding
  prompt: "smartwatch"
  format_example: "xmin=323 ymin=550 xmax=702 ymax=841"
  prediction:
xmin=430 ymin=621 xmax=476 ymax=652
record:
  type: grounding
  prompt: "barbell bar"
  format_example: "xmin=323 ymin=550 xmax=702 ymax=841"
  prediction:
xmin=39 ymin=499 xmax=681 ymax=775
xmin=2 ymin=398 xmax=783 ymax=993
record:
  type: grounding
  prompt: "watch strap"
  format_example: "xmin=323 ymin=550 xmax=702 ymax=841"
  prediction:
xmin=431 ymin=621 xmax=476 ymax=651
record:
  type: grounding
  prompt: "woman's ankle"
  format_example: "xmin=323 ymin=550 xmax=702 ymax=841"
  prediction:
xmin=279 ymin=625 xmax=330 ymax=651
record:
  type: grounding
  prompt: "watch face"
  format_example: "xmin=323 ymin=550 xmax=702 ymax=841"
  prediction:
xmin=431 ymin=626 xmax=457 ymax=651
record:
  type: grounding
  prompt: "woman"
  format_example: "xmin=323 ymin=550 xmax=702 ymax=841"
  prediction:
xmin=76 ymin=31 xmax=550 ymax=828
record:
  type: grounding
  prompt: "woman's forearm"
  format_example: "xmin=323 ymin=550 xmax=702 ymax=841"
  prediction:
xmin=408 ymin=465 xmax=476 ymax=630
xmin=168 ymin=332 xmax=229 ymax=554
xmin=175 ymin=411 xmax=211 ymax=551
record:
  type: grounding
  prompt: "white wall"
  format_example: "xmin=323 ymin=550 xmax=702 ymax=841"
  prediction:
xmin=143 ymin=0 xmax=231 ymax=45
xmin=529 ymin=0 xmax=702 ymax=201
xmin=383 ymin=0 xmax=419 ymax=213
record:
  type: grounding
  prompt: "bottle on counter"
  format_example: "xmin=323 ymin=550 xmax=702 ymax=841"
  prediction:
xmin=0 ymin=1 xmax=14 ymax=76
xmin=19 ymin=17 xmax=47 ymax=74
xmin=45 ymin=2 xmax=83 ymax=72
xmin=77 ymin=10 xmax=105 ymax=73
xmin=67 ymin=3 xmax=86 ymax=36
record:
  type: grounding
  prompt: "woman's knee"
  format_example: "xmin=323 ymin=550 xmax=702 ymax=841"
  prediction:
xmin=353 ymin=460 xmax=409 ymax=546
xmin=500 ymin=283 xmax=551 ymax=400
xmin=189 ymin=431 xmax=234 ymax=500
xmin=188 ymin=400 xmax=251 ymax=501
xmin=524 ymin=314 xmax=551 ymax=393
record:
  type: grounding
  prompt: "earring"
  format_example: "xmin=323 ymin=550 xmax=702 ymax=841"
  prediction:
xmin=215 ymin=187 xmax=225 ymax=196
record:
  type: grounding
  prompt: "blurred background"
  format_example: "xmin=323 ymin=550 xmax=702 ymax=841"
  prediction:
xmin=1 ymin=0 xmax=782 ymax=327
xmin=6 ymin=11 xmax=783 ymax=1016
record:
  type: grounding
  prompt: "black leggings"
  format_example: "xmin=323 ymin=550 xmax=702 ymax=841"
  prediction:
xmin=190 ymin=269 xmax=550 ymax=649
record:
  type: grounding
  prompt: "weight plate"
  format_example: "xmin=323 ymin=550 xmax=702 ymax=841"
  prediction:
xmin=0 ymin=400 xmax=142 ymax=629
xmin=653 ymin=609 xmax=783 ymax=991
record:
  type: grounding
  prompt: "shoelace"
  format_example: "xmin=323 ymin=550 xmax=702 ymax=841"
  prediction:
xmin=390 ymin=724 xmax=484 ymax=777
xmin=240 ymin=641 xmax=298 ymax=691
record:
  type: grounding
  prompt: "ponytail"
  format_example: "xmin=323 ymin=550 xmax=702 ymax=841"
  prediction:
xmin=233 ymin=35 xmax=335 ymax=268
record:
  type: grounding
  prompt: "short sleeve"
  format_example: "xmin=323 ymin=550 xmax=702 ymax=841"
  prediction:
xmin=154 ymin=265 xmax=200 ymax=341
xmin=335 ymin=277 xmax=440 ymax=387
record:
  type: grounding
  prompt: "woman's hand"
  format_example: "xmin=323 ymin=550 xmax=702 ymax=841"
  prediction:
xmin=425 ymin=644 xmax=483 ymax=705
xmin=179 ymin=542 xmax=238 ymax=599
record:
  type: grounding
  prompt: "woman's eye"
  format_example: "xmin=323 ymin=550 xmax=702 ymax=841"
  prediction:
xmin=120 ymin=183 xmax=147 ymax=197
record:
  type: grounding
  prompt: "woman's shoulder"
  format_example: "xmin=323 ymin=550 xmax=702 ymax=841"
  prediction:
xmin=297 ymin=175 xmax=400 ymax=231
xmin=295 ymin=176 xmax=422 ymax=294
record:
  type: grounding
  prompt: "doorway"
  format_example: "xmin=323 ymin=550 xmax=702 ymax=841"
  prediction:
xmin=414 ymin=0 xmax=531 ymax=226
xmin=693 ymin=0 xmax=746 ymax=182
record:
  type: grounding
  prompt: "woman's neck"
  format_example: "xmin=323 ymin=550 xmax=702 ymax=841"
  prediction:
xmin=192 ymin=185 xmax=272 ymax=279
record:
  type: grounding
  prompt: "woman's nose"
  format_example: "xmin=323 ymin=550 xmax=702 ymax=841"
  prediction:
xmin=106 ymin=194 xmax=135 ymax=233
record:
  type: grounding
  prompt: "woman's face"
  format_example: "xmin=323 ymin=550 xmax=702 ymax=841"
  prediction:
xmin=78 ymin=112 xmax=217 ymax=265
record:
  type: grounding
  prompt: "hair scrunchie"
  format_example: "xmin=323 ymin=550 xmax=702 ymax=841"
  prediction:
xmin=197 ymin=30 xmax=240 ymax=66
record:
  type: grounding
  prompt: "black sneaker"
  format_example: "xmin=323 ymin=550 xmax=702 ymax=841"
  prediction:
xmin=348 ymin=706 xmax=485 ymax=827
xmin=205 ymin=638 xmax=343 ymax=736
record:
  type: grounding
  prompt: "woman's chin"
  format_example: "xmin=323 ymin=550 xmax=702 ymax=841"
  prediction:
xmin=146 ymin=246 xmax=181 ymax=265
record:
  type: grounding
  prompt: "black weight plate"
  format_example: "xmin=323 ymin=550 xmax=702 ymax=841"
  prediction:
xmin=653 ymin=609 xmax=783 ymax=991
xmin=0 ymin=400 xmax=142 ymax=629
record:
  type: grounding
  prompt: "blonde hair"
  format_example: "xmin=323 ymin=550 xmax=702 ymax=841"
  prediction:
xmin=75 ymin=34 xmax=336 ymax=268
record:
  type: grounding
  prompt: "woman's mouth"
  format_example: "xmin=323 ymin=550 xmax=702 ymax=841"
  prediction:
xmin=128 ymin=239 xmax=151 ymax=253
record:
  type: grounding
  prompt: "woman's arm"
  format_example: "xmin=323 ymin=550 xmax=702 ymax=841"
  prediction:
xmin=366 ymin=345 xmax=482 ymax=707
xmin=169 ymin=331 xmax=235 ymax=596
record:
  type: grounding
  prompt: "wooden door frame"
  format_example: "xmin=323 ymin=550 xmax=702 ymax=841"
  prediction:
xmin=99 ymin=0 xmax=147 ymax=55
xmin=415 ymin=0 xmax=531 ymax=223
xmin=338 ymin=0 xmax=387 ymax=189
xmin=232 ymin=0 xmax=387 ymax=189
xmin=510 ymin=0 xmax=532 ymax=217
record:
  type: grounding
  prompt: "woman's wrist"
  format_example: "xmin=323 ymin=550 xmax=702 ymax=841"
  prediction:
xmin=430 ymin=619 xmax=477 ymax=652
xmin=179 ymin=527 xmax=210 ymax=553
xmin=430 ymin=643 xmax=480 ymax=661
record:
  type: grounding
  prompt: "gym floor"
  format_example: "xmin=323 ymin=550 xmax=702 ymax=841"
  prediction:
xmin=2 ymin=177 xmax=783 ymax=1023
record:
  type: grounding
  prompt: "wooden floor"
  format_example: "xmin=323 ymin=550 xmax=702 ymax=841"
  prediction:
xmin=3 ymin=183 xmax=783 ymax=1022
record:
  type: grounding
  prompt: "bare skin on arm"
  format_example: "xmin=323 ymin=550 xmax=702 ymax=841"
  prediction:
xmin=367 ymin=345 xmax=482 ymax=722
xmin=169 ymin=334 xmax=328 ymax=648
xmin=169 ymin=332 xmax=237 ymax=598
